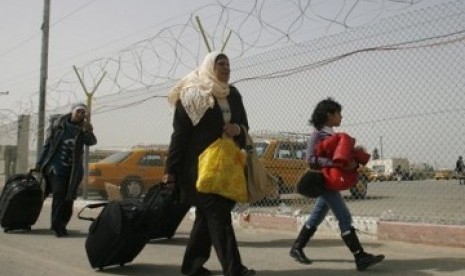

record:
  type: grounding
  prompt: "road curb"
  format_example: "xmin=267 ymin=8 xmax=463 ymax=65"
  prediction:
xmin=234 ymin=211 xmax=465 ymax=248
xmin=378 ymin=221 xmax=465 ymax=248
xmin=70 ymin=198 xmax=465 ymax=248
xmin=235 ymin=212 xmax=379 ymax=237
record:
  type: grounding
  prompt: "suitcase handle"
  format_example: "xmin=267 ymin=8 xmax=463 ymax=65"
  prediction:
xmin=28 ymin=168 xmax=43 ymax=181
xmin=143 ymin=182 xmax=174 ymax=207
xmin=77 ymin=202 xmax=108 ymax=222
xmin=28 ymin=169 xmax=46 ymax=199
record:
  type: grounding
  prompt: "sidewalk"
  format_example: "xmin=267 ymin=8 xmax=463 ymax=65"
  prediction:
xmin=1 ymin=198 xmax=465 ymax=275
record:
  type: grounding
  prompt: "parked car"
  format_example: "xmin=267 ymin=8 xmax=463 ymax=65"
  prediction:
xmin=367 ymin=158 xmax=410 ymax=181
xmin=86 ymin=148 xmax=167 ymax=198
xmin=254 ymin=138 xmax=370 ymax=200
xmin=434 ymin=168 xmax=453 ymax=180
xmin=368 ymin=171 xmax=394 ymax=182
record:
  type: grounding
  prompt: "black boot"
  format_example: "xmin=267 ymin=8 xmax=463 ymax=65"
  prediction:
xmin=341 ymin=227 xmax=385 ymax=271
xmin=289 ymin=225 xmax=316 ymax=264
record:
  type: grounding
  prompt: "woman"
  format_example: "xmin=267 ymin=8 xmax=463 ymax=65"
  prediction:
xmin=164 ymin=51 xmax=255 ymax=276
xmin=289 ymin=98 xmax=384 ymax=271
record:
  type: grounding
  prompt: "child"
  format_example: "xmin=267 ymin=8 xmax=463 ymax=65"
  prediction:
xmin=289 ymin=97 xmax=385 ymax=271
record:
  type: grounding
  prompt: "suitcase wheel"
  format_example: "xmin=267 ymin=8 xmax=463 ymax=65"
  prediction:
xmin=3 ymin=226 xmax=31 ymax=233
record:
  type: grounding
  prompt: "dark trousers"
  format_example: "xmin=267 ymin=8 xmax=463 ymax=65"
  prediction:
xmin=49 ymin=174 xmax=74 ymax=231
xmin=181 ymin=194 xmax=246 ymax=276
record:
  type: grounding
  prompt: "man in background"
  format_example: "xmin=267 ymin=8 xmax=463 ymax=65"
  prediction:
xmin=36 ymin=103 xmax=97 ymax=237
xmin=456 ymin=156 xmax=464 ymax=185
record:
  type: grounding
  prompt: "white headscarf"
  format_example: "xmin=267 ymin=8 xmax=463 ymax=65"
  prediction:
xmin=168 ymin=51 xmax=230 ymax=125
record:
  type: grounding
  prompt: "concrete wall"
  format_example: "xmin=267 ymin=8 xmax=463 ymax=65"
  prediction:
xmin=0 ymin=114 xmax=33 ymax=178
xmin=0 ymin=145 xmax=17 ymax=179
xmin=15 ymin=115 xmax=30 ymax=174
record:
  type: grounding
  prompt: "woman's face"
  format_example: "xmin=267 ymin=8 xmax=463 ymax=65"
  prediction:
xmin=327 ymin=111 xmax=342 ymax=127
xmin=213 ymin=56 xmax=230 ymax=83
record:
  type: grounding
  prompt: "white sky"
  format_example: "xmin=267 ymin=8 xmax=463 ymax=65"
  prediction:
xmin=0 ymin=0 xmax=447 ymax=113
xmin=1 ymin=0 xmax=461 ymax=168
xmin=0 ymin=0 xmax=211 ymax=112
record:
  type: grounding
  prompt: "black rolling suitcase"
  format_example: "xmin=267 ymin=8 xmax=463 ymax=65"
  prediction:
xmin=143 ymin=184 xmax=190 ymax=240
xmin=0 ymin=171 xmax=43 ymax=232
xmin=78 ymin=200 xmax=151 ymax=270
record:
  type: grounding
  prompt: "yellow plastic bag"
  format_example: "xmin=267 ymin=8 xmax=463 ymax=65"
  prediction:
xmin=196 ymin=138 xmax=248 ymax=202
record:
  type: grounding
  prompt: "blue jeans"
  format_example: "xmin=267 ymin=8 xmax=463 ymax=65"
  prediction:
xmin=305 ymin=189 xmax=353 ymax=233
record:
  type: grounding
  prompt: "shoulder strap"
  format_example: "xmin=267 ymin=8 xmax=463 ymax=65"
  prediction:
xmin=240 ymin=125 xmax=254 ymax=152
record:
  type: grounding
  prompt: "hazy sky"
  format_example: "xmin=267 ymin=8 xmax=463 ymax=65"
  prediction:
xmin=1 ymin=0 xmax=210 ymax=112
xmin=0 ymin=0 xmax=447 ymax=113
xmin=1 ymin=0 xmax=461 ymax=169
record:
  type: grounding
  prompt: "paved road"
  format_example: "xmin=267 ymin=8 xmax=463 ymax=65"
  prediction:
xmin=1 ymin=174 xmax=465 ymax=225
xmin=344 ymin=179 xmax=465 ymax=224
xmin=1 ymin=198 xmax=465 ymax=276
xmin=251 ymin=179 xmax=465 ymax=226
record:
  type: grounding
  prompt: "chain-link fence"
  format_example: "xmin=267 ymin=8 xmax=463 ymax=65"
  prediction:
xmin=230 ymin=0 xmax=465 ymax=225
xmin=1 ymin=1 xmax=465 ymax=225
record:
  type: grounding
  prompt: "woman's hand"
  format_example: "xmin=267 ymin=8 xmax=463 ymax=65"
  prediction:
xmin=162 ymin=173 xmax=176 ymax=190
xmin=223 ymin=123 xmax=241 ymax=138
xmin=162 ymin=173 xmax=175 ymax=183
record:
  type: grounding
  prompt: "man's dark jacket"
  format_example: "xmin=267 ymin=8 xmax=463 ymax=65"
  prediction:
xmin=37 ymin=113 xmax=97 ymax=200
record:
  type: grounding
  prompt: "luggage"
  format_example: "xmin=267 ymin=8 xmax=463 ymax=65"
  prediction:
xmin=78 ymin=200 xmax=151 ymax=270
xmin=0 ymin=171 xmax=43 ymax=232
xmin=143 ymin=184 xmax=190 ymax=240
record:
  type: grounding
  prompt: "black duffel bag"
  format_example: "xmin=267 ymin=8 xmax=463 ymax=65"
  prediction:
xmin=296 ymin=170 xmax=326 ymax=198
xmin=143 ymin=183 xmax=190 ymax=240
xmin=78 ymin=200 xmax=151 ymax=270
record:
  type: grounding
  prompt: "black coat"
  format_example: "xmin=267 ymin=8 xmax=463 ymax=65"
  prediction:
xmin=165 ymin=86 xmax=249 ymax=205
xmin=37 ymin=113 xmax=97 ymax=200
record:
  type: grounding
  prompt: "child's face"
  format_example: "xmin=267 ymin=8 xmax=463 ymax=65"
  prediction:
xmin=327 ymin=111 xmax=342 ymax=127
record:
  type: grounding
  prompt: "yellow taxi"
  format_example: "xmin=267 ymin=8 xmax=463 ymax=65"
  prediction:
xmin=86 ymin=148 xmax=168 ymax=198
xmin=434 ymin=169 xmax=453 ymax=180
xmin=254 ymin=138 xmax=371 ymax=199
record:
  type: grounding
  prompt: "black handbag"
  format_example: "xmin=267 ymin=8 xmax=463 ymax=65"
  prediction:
xmin=296 ymin=170 xmax=326 ymax=198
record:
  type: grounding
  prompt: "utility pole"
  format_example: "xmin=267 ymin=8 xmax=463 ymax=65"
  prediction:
xmin=36 ymin=0 xmax=51 ymax=158
xmin=195 ymin=15 xmax=232 ymax=53
xmin=379 ymin=136 xmax=384 ymax=160
xmin=195 ymin=16 xmax=212 ymax=52
xmin=73 ymin=66 xmax=106 ymax=199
